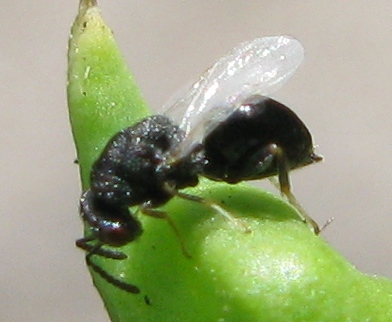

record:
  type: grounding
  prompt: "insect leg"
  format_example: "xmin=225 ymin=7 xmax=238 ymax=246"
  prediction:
xmin=140 ymin=205 xmax=192 ymax=258
xmin=269 ymin=176 xmax=333 ymax=233
xmin=174 ymin=190 xmax=251 ymax=233
xmin=267 ymin=144 xmax=320 ymax=234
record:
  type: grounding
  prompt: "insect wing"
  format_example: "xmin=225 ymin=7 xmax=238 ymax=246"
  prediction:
xmin=164 ymin=35 xmax=305 ymax=157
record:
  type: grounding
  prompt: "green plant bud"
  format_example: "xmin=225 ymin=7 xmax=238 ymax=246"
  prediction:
xmin=67 ymin=1 xmax=392 ymax=321
xmin=67 ymin=0 xmax=150 ymax=187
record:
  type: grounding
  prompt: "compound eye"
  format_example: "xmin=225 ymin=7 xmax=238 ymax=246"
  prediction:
xmin=99 ymin=219 xmax=142 ymax=247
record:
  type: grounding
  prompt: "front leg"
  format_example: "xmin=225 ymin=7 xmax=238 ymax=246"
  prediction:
xmin=140 ymin=204 xmax=192 ymax=258
xmin=174 ymin=189 xmax=251 ymax=233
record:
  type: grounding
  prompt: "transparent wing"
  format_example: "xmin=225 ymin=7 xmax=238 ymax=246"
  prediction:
xmin=163 ymin=35 xmax=304 ymax=157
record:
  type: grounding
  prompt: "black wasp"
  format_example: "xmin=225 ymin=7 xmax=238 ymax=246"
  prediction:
xmin=76 ymin=36 xmax=323 ymax=294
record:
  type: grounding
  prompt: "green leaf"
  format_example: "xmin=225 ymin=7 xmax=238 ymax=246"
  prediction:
xmin=67 ymin=1 xmax=392 ymax=321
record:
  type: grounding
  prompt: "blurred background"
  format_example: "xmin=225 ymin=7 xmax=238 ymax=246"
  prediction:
xmin=1 ymin=0 xmax=391 ymax=321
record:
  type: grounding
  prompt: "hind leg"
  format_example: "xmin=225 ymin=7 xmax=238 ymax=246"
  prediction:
xmin=265 ymin=144 xmax=320 ymax=234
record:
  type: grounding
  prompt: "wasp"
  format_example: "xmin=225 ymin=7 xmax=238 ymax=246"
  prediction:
xmin=76 ymin=36 xmax=322 ymax=293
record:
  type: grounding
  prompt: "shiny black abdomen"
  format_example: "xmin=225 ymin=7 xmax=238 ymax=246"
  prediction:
xmin=202 ymin=95 xmax=315 ymax=183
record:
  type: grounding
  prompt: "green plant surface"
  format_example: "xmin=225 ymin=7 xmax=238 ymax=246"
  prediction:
xmin=67 ymin=0 xmax=149 ymax=187
xmin=67 ymin=1 xmax=392 ymax=321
